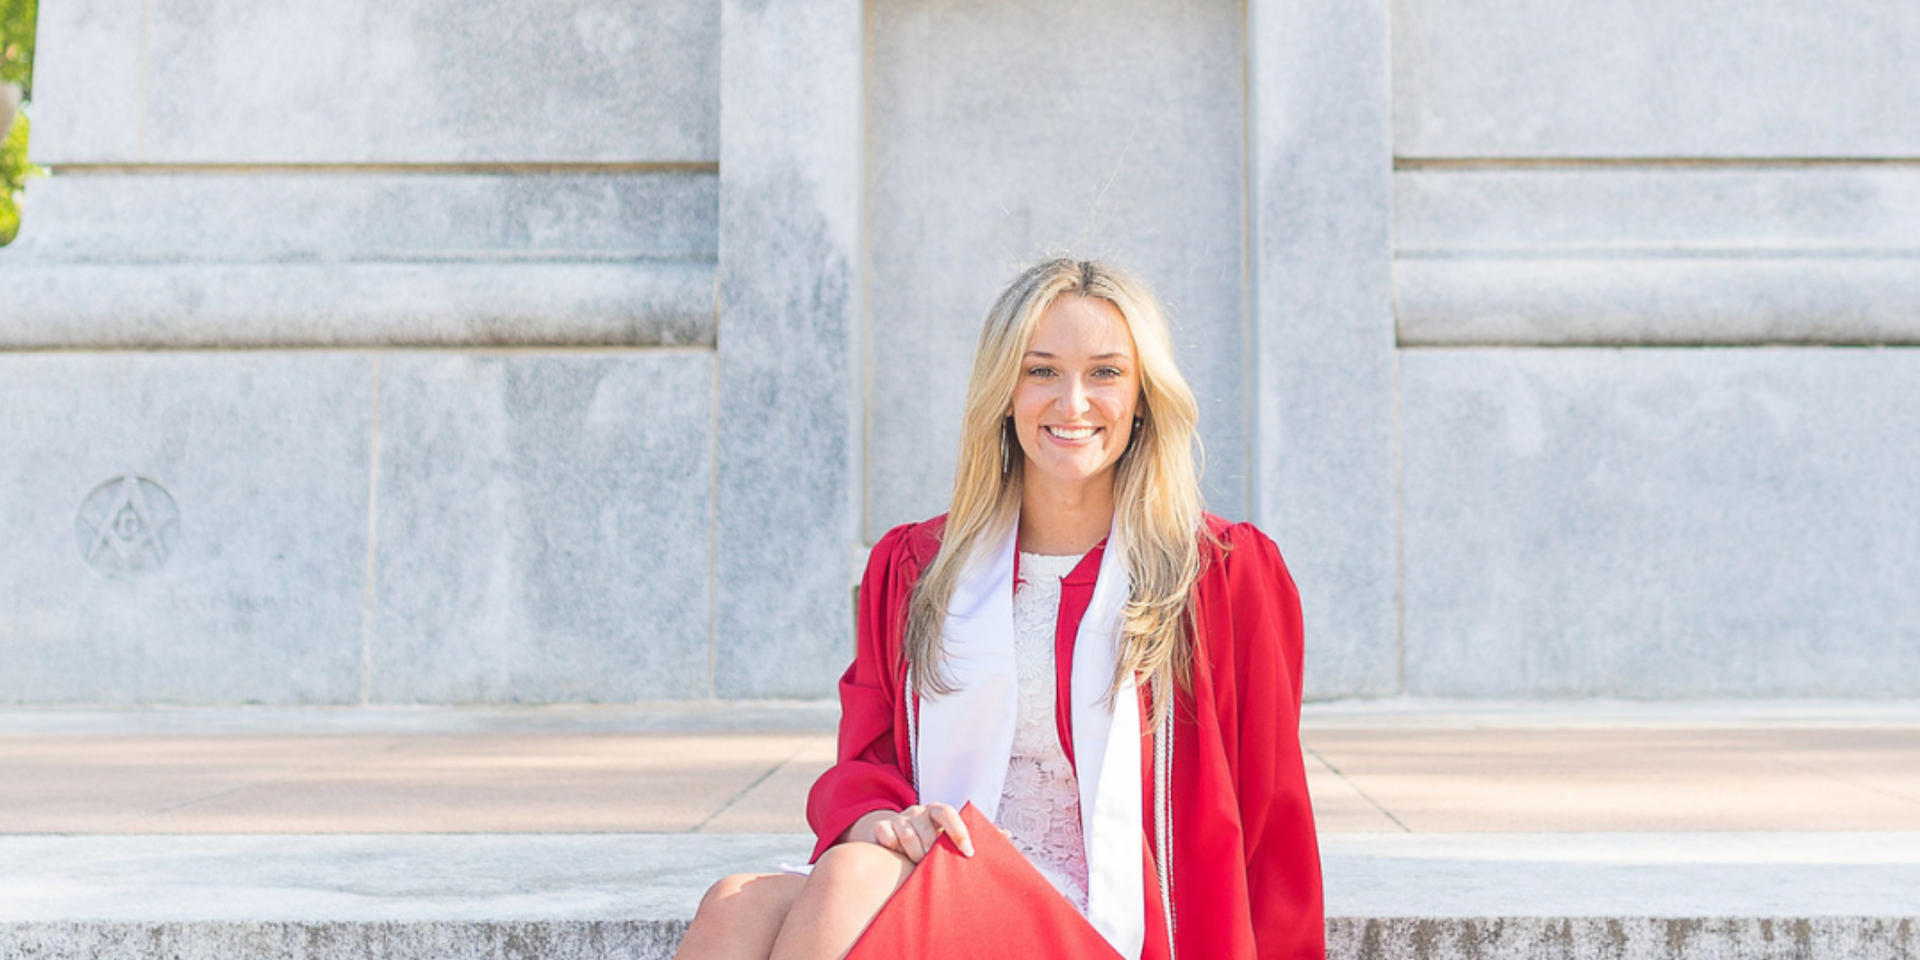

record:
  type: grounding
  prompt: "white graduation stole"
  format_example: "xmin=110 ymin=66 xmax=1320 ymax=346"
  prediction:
xmin=915 ymin=521 xmax=1147 ymax=960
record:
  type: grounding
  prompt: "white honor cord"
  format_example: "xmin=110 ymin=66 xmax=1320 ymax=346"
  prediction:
xmin=906 ymin=670 xmax=920 ymax=794
xmin=1154 ymin=697 xmax=1175 ymax=959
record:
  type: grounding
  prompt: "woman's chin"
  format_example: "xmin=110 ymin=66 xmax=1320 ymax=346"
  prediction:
xmin=1022 ymin=456 xmax=1121 ymax=491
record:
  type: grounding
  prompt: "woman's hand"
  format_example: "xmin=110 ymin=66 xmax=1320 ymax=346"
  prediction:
xmin=846 ymin=803 xmax=975 ymax=862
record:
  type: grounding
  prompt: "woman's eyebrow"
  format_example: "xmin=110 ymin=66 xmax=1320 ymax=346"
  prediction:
xmin=1022 ymin=350 xmax=1131 ymax=361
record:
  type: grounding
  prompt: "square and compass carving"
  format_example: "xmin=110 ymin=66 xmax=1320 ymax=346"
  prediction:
xmin=74 ymin=475 xmax=180 ymax=579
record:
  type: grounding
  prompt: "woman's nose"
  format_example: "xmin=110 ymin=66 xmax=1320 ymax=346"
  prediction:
xmin=1058 ymin=377 xmax=1092 ymax=415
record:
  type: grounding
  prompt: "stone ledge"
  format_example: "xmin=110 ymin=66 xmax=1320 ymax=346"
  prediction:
xmin=1395 ymin=257 xmax=1920 ymax=346
xmin=1329 ymin=918 xmax=1918 ymax=960
xmin=0 ymin=261 xmax=716 ymax=348
xmin=5 ymin=833 xmax=1914 ymax=957
xmin=3 ymin=918 xmax=1913 ymax=960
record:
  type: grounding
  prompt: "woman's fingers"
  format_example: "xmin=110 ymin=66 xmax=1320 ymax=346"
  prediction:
xmin=867 ymin=804 xmax=977 ymax=861
xmin=895 ymin=813 xmax=929 ymax=862
xmin=925 ymin=803 xmax=974 ymax=857
xmin=871 ymin=818 xmax=899 ymax=852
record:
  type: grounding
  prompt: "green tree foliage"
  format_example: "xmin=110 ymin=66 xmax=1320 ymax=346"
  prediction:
xmin=1 ymin=111 xmax=38 ymax=244
xmin=1 ymin=0 xmax=33 ymax=94
xmin=1 ymin=0 xmax=36 ymax=245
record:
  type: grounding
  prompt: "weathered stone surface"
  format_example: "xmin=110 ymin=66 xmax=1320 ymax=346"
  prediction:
xmin=24 ymin=0 xmax=144 ymax=163
xmin=1401 ymin=348 xmax=1920 ymax=697
xmin=1394 ymin=0 xmax=1920 ymax=158
xmin=0 ymin=262 xmax=716 ymax=349
xmin=1326 ymin=918 xmax=1919 ymax=960
xmin=1397 ymin=259 xmax=1920 ymax=346
xmin=34 ymin=0 xmax=718 ymax=164
xmin=2 ymin=923 xmax=689 ymax=960
xmin=3 ymin=173 xmax=718 ymax=263
xmin=1249 ymin=0 xmax=1400 ymax=697
xmin=1324 ymin=832 xmax=1920 ymax=917
xmin=1395 ymin=167 xmax=1920 ymax=345
xmin=4 ymin=917 xmax=1913 ymax=960
xmin=864 ymin=0 xmax=1251 ymax=530
xmin=369 ymin=352 xmax=714 ymax=702
xmin=712 ymin=0 xmax=863 ymax=697
xmin=0 ymin=354 xmax=373 ymax=704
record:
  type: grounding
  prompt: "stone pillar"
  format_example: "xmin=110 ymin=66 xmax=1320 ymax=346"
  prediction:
xmin=1247 ymin=0 xmax=1401 ymax=697
xmin=714 ymin=0 xmax=865 ymax=697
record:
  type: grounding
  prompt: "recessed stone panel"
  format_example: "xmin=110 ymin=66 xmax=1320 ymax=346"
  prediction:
xmin=369 ymin=351 xmax=714 ymax=702
xmin=1394 ymin=0 xmax=1920 ymax=158
xmin=865 ymin=0 xmax=1250 ymax=533
xmin=0 ymin=354 xmax=375 ymax=704
xmin=1401 ymin=347 xmax=1920 ymax=697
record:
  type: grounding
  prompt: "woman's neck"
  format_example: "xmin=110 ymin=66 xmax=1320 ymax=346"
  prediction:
xmin=1018 ymin=472 xmax=1116 ymax=556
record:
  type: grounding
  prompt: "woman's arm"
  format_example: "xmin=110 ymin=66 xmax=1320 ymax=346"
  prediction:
xmin=1222 ymin=523 xmax=1325 ymax=960
xmin=804 ymin=524 xmax=923 ymax=862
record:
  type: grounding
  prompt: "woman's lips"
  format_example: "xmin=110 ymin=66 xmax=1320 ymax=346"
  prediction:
xmin=1045 ymin=425 xmax=1100 ymax=442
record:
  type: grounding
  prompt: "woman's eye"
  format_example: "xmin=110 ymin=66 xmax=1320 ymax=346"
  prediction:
xmin=1094 ymin=366 xmax=1123 ymax=378
xmin=1027 ymin=366 xmax=1056 ymax=378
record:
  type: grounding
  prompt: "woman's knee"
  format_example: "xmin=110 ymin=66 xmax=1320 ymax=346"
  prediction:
xmin=805 ymin=843 xmax=914 ymax=903
xmin=677 ymin=873 xmax=806 ymax=960
xmin=697 ymin=872 xmax=802 ymax=921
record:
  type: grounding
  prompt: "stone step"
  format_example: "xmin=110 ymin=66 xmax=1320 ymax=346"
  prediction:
xmin=3 ymin=832 xmax=1914 ymax=959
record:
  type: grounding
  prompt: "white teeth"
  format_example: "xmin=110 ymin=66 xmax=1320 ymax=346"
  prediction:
xmin=1048 ymin=426 xmax=1097 ymax=440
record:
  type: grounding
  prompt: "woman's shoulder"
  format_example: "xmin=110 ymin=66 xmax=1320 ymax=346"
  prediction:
xmin=867 ymin=514 xmax=949 ymax=577
xmin=1199 ymin=513 xmax=1283 ymax=559
xmin=1197 ymin=513 xmax=1298 ymax=594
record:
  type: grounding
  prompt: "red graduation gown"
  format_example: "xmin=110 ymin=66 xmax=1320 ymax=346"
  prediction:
xmin=807 ymin=514 xmax=1325 ymax=960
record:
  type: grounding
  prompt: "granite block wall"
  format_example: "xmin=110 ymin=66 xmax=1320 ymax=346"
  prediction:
xmin=3 ymin=0 xmax=1915 ymax=701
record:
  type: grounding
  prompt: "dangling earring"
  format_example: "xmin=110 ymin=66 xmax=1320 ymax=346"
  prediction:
xmin=1126 ymin=415 xmax=1145 ymax=454
xmin=1000 ymin=416 xmax=1013 ymax=475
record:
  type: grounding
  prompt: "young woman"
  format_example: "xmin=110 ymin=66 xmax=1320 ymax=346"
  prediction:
xmin=675 ymin=259 xmax=1323 ymax=960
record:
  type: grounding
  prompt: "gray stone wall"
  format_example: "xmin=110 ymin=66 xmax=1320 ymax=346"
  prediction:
xmin=1389 ymin=0 xmax=1920 ymax=697
xmin=2 ymin=0 xmax=1914 ymax=703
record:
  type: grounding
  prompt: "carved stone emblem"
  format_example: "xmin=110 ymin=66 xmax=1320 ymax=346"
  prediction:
xmin=75 ymin=475 xmax=181 ymax=578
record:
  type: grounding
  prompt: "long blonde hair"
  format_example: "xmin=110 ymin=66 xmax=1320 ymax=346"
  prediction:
xmin=905 ymin=259 xmax=1208 ymax=727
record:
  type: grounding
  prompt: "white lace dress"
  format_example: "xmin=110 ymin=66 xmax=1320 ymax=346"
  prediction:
xmin=997 ymin=551 xmax=1092 ymax=912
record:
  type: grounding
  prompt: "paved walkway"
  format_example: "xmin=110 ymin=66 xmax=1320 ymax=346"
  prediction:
xmin=4 ymin=700 xmax=1916 ymax=836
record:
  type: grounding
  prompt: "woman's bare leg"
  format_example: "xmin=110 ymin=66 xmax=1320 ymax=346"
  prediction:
xmin=674 ymin=872 xmax=807 ymax=960
xmin=767 ymin=843 xmax=914 ymax=960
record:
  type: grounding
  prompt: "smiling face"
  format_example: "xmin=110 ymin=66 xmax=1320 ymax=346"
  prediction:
xmin=1010 ymin=294 xmax=1143 ymax=500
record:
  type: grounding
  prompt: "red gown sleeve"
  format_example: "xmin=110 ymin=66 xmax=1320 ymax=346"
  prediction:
xmin=1221 ymin=522 xmax=1324 ymax=960
xmin=804 ymin=523 xmax=921 ymax=862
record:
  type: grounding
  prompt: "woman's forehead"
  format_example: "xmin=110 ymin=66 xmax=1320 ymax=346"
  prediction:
xmin=1027 ymin=295 xmax=1136 ymax=357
